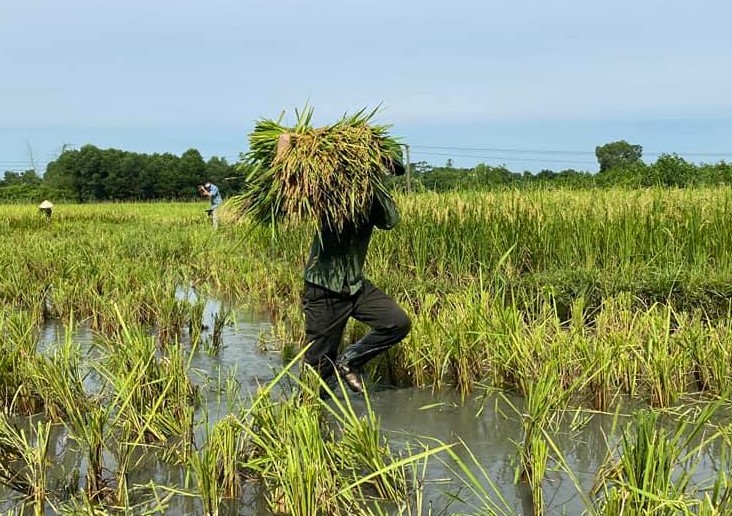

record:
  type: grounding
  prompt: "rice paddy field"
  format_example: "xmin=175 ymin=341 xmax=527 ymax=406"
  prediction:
xmin=3 ymin=187 xmax=732 ymax=515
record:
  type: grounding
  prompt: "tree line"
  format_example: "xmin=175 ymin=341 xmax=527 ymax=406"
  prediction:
xmin=2 ymin=141 xmax=732 ymax=202
xmin=389 ymin=140 xmax=732 ymax=192
xmin=0 ymin=145 xmax=245 ymax=202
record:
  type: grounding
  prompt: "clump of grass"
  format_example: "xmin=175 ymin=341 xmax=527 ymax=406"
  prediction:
xmin=229 ymin=352 xmax=449 ymax=516
xmin=25 ymin=336 xmax=110 ymax=501
xmin=187 ymin=414 xmax=245 ymax=516
xmin=684 ymin=312 xmax=732 ymax=395
xmin=595 ymin=401 xmax=723 ymax=514
xmin=151 ymin=286 xmax=188 ymax=347
xmin=204 ymin=308 xmax=229 ymax=356
xmin=501 ymin=359 xmax=582 ymax=516
xmin=0 ymin=416 xmax=51 ymax=514
xmin=187 ymin=299 xmax=206 ymax=350
xmin=0 ymin=311 xmax=44 ymax=415
xmin=234 ymin=106 xmax=403 ymax=232
xmin=95 ymin=310 xmax=199 ymax=444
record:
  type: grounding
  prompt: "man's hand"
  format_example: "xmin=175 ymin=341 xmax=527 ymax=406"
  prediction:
xmin=276 ymin=133 xmax=292 ymax=159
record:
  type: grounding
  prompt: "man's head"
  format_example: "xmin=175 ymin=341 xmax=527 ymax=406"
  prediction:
xmin=204 ymin=182 xmax=212 ymax=190
xmin=385 ymin=157 xmax=406 ymax=176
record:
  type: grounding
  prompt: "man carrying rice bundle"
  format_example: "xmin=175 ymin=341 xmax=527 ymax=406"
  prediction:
xmin=239 ymin=108 xmax=411 ymax=393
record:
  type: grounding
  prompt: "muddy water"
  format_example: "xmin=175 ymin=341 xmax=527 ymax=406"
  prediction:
xmin=3 ymin=295 xmax=723 ymax=515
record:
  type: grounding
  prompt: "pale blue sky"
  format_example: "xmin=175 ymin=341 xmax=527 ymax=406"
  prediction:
xmin=2 ymin=0 xmax=731 ymax=173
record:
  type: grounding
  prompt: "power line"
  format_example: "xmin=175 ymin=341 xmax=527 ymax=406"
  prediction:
xmin=413 ymin=150 xmax=597 ymax=166
xmin=411 ymin=145 xmax=596 ymax=156
xmin=410 ymin=144 xmax=732 ymax=158
xmin=2 ymin=143 xmax=730 ymax=171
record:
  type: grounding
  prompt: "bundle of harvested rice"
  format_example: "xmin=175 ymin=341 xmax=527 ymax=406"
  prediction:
xmin=233 ymin=107 xmax=402 ymax=232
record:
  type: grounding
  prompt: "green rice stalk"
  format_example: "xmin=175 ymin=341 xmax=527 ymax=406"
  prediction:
xmin=596 ymin=401 xmax=723 ymax=514
xmin=0 ymin=415 xmax=51 ymax=513
xmin=187 ymin=299 xmax=206 ymax=350
xmin=28 ymin=337 xmax=108 ymax=500
xmin=0 ymin=312 xmax=44 ymax=415
xmin=97 ymin=311 xmax=199 ymax=442
xmin=205 ymin=308 xmax=229 ymax=356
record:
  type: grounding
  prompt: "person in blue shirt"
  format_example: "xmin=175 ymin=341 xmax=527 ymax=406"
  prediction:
xmin=200 ymin=181 xmax=222 ymax=229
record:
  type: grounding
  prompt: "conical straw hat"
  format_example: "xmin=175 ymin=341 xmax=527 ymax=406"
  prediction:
xmin=38 ymin=200 xmax=54 ymax=209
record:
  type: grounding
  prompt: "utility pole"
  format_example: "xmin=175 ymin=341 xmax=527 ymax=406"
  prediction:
xmin=25 ymin=141 xmax=38 ymax=174
xmin=403 ymin=143 xmax=411 ymax=194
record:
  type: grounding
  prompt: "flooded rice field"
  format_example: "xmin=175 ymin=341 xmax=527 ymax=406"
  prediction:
xmin=3 ymin=290 xmax=725 ymax=515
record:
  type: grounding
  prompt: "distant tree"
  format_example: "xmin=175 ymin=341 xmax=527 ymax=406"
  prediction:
xmin=420 ymin=166 xmax=465 ymax=191
xmin=595 ymin=140 xmax=643 ymax=173
xmin=204 ymin=156 xmax=228 ymax=183
xmin=699 ymin=161 xmax=732 ymax=185
xmin=536 ymin=169 xmax=557 ymax=181
xmin=178 ymin=149 xmax=207 ymax=195
xmin=649 ymin=153 xmax=697 ymax=187
xmin=205 ymin=156 xmax=245 ymax=195
xmin=0 ymin=169 xmax=46 ymax=201
xmin=38 ymin=146 xmax=265 ymax=201
xmin=103 ymin=149 xmax=127 ymax=199
xmin=44 ymin=147 xmax=80 ymax=198
xmin=3 ymin=170 xmax=40 ymax=186
xmin=76 ymin=145 xmax=105 ymax=201
xmin=473 ymin=163 xmax=514 ymax=186
xmin=133 ymin=154 xmax=159 ymax=199
xmin=553 ymin=169 xmax=595 ymax=188
xmin=154 ymin=152 xmax=182 ymax=198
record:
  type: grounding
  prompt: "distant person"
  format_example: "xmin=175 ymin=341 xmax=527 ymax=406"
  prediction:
xmin=199 ymin=181 xmax=222 ymax=229
xmin=38 ymin=200 xmax=53 ymax=223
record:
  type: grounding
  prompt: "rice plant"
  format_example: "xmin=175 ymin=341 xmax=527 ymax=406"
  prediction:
xmin=500 ymin=359 xmax=582 ymax=516
xmin=186 ymin=414 xmax=245 ymax=516
xmin=595 ymin=401 xmax=723 ymax=514
xmin=204 ymin=308 xmax=229 ymax=355
xmin=0 ymin=416 xmax=51 ymax=514
xmin=0 ymin=311 xmax=44 ymax=415
xmin=187 ymin=299 xmax=206 ymax=350
xmin=96 ymin=318 xmax=199 ymax=443
xmin=236 ymin=353 xmax=451 ymax=516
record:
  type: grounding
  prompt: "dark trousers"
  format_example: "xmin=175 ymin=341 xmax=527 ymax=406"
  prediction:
xmin=302 ymin=279 xmax=411 ymax=380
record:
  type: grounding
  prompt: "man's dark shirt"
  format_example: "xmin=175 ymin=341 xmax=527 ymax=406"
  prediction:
xmin=304 ymin=191 xmax=400 ymax=295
